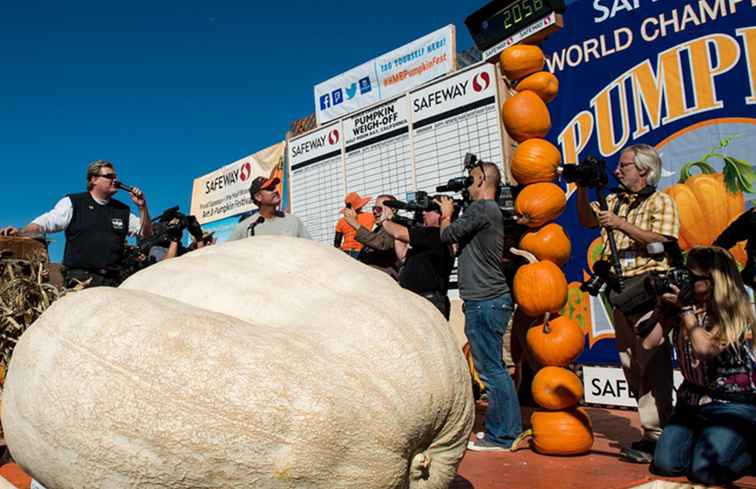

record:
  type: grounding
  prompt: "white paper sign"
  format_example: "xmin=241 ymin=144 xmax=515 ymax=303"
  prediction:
xmin=410 ymin=63 xmax=503 ymax=194
xmin=288 ymin=123 xmax=345 ymax=243
xmin=343 ymin=96 xmax=413 ymax=204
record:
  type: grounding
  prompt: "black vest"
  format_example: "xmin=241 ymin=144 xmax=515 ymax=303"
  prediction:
xmin=63 ymin=192 xmax=130 ymax=270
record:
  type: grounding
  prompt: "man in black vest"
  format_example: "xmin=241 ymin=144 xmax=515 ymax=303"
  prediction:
xmin=0 ymin=160 xmax=153 ymax=287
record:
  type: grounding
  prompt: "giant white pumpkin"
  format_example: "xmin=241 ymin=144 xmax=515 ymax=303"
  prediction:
xmin=3 ymin=237 xmax=474 ymax=488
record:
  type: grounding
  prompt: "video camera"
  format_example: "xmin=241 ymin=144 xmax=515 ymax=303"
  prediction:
xmin=140 ymin=206 xmax=206 ymax=250
xmin=384 ymin=191 xmax=443 ymax=228
xmin=435 ymin=152 xmax=518 ymax=225
xmin=560 ymin=155 xmax=609 ymax=188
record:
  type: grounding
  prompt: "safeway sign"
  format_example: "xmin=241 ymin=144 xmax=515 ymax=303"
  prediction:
xmin=190 ymin=142 xmax=285 ymax=224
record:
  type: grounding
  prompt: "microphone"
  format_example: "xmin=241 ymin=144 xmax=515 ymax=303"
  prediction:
xmin=247 ymin=216 xmax=265 ymax=237
xmin=116 ymin=181 xmax=133 ymax=192
xmin=116 ymin=181 xmax=143 ymax=198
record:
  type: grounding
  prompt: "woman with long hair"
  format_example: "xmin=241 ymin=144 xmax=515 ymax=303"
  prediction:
xmin=652 ymin=246 xmax=755 ymax=485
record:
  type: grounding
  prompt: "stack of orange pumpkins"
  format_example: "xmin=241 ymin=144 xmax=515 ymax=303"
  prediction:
xmin=499 ymin=44 xmax=594 ymax=456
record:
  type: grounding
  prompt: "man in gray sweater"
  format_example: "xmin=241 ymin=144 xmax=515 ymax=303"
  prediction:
xmin=436 ymin=162 xmax=522 ymax=452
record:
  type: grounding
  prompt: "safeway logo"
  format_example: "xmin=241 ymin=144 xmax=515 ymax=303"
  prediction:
xmin=328 ymin=129 xmax=340 ymax=145
xmin=472 ymin=72 xmax=490 ymax=93
xmin=239 ymin=162 xmax=251 ymax=181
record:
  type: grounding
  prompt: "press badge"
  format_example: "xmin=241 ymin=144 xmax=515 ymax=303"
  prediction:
xmin=112 ymin=218 xmax=124 ymax=230
xmin=618 ymin=251 xmax=636 ymax=269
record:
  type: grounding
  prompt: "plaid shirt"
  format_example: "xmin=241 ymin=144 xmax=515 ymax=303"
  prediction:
xmin=594 ymin=189 xmax=680 ymax=278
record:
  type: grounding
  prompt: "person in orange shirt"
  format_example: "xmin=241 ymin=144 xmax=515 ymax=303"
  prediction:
xmin=334 ymin=192 xmax=374 ymax=258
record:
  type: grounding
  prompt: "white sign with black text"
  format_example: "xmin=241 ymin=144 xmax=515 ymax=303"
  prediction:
xmin=288 ymin=123 xmax=345 ymax=243
xmin=583 ymin=366 xmax=684 ymax=407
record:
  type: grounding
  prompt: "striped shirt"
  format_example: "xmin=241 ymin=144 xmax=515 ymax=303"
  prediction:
xmin=594 ymin=189 xmax=680 ymax=278
xmin=674 ymin=308 xmax=756 ymax=406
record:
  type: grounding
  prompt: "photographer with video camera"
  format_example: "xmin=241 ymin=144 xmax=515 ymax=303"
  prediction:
xmin=143 ymin=206 xmax=214 ymax=262
xmin=380 ymin=193 xmax=455 ymax=319
xmin=0 ymin=160 xmax=152 ymax=288
xmin=574 ymin=144 xmax=680 ymax=463
xmin=436 ymin=161 xmax=522 ymax=452
xmin=651 ymin=246 xmax=755 ymax=486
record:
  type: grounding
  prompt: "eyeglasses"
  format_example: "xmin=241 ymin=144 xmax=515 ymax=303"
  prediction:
xmin=616 ymin=161 xmax=635 ymax=170
xmin=97 ymin=173 xmax=117 ymax=180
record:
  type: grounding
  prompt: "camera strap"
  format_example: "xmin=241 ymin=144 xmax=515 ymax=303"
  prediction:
xmin=611 ymin=185 xmax=656 ymax=216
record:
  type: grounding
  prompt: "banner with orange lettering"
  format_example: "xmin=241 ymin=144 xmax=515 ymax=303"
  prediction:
xmin=542 ymin=0 xmax=756 ymax=363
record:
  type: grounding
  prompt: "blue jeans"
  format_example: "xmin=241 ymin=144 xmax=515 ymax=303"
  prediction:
xmin=653 ymin=401 xmax=756 ymax=485
xmin=464 ymin=294 xmax=522 ymax=447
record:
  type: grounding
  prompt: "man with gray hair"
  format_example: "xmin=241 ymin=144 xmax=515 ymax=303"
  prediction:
xmin=576 ymin=144 xmax=680 ymax=463
xmin=0 ymin=160 xmax=152 ymax=287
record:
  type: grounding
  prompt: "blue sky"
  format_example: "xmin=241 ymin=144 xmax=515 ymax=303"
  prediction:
xmin=0 ymin=1 xmax=479 ymax=260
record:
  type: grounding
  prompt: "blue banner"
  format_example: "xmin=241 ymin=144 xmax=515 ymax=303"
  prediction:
xmin=541 ymin=0 xmax=756 ymax=363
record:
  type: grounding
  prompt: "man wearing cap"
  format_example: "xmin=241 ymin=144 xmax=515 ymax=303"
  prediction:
xmin=1 ymin=160 xmax=152 ymax=287
xmin=334 ymin=192 xmax=374 ymax=258
xmin=227 ymin=176 xmax=310 ymax=241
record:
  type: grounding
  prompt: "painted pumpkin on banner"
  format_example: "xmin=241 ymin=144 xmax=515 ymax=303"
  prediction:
xmin=501 ymin=91 xmax=552 ymax=142
xmin=662 ymin=138 xmax=753 ymax=263
xmin=516 ymin=71 xmax=559 ymax=103
xmin=499 ymin=45 xmax=545 ymax=81
xmin=511 ymin=139 xmax=562 ymax=185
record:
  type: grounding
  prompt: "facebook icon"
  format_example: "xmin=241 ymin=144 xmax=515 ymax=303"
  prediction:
xmin=319 ymin=93 xmax=331 ymax=110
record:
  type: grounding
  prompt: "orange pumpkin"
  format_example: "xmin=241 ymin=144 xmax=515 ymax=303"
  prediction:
xmin=513 ymin=408 xmax=593 ymax=456
xmin=511 ymin=249 xmax=568 ymax=317
xmin=516 ymin=71 xmax=559 ymax=102
xmin=526 ymin=313 xmax=584 ymax=367
xmin=514 ymin=182 xmax=566 ymax=228
xmin=501 ymin=91 xmax=551 ymax=142
xmin=664 ymin=172 xmax=744 ymax=250
xmin=511 ymin=139 xmax=561 ymax=185
xmin=531 ymin=366 xmax=583 ymax=410
xmin=519 ymin=223 xmax=571 ymax=267
xmin=499 ymin=45 xmax=545 ymax=81
xmin=0 ymin=463 xmax=32 ymax=489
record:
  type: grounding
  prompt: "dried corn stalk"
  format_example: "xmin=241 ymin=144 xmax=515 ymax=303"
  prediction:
xmin=1 ymin=257 xmax=64 ymax=368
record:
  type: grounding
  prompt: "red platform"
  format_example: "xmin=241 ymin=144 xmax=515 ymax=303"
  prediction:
xmin=453 ymin=403 xmax=756 ymax=489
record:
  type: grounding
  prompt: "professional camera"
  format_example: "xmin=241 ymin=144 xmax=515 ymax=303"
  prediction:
xmin=643 ymin=241 xmax=694 ymax=305
xmin=561 ymin=155 xmax=608 ymax=188
xmin=140 ymin=206 xmax=206 ymax=250
xmin=384 ymin=191 xmax=442 ymax=228
xmin=581 ymin=259 xmax=622 ymax=296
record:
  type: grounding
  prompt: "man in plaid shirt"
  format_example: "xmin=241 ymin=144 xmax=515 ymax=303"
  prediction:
xmin=576 ymin=144 xmax=680 ymax=464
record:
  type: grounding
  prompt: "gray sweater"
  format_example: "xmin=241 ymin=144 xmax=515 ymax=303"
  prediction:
xmin=440 ymin=199 xmax=510 ymax=301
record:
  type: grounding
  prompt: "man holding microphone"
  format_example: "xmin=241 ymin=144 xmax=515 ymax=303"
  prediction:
xmin=0 ymin=159 xmax=152 ymax=287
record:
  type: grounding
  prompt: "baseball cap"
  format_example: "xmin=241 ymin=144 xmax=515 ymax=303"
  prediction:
xmin=249 ymin=176 xmax=280 ymax=201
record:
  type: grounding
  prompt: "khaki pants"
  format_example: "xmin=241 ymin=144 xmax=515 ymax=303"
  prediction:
xmin=613 ymin=307 xmax=674 ymax=441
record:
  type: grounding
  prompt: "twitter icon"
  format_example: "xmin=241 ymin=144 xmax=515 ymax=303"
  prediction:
xmin=345 ymin=83 xmax=358 ymax=100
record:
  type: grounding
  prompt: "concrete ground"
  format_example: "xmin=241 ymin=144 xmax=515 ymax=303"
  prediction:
xmin=453 ymin=403 xmax=756 ymax=489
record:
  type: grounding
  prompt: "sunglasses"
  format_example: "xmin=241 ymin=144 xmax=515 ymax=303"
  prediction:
xmin=97 ymin=173 xmax=117 ymax=180
xmin=372 ymin=206 xmax=383 ymax=214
